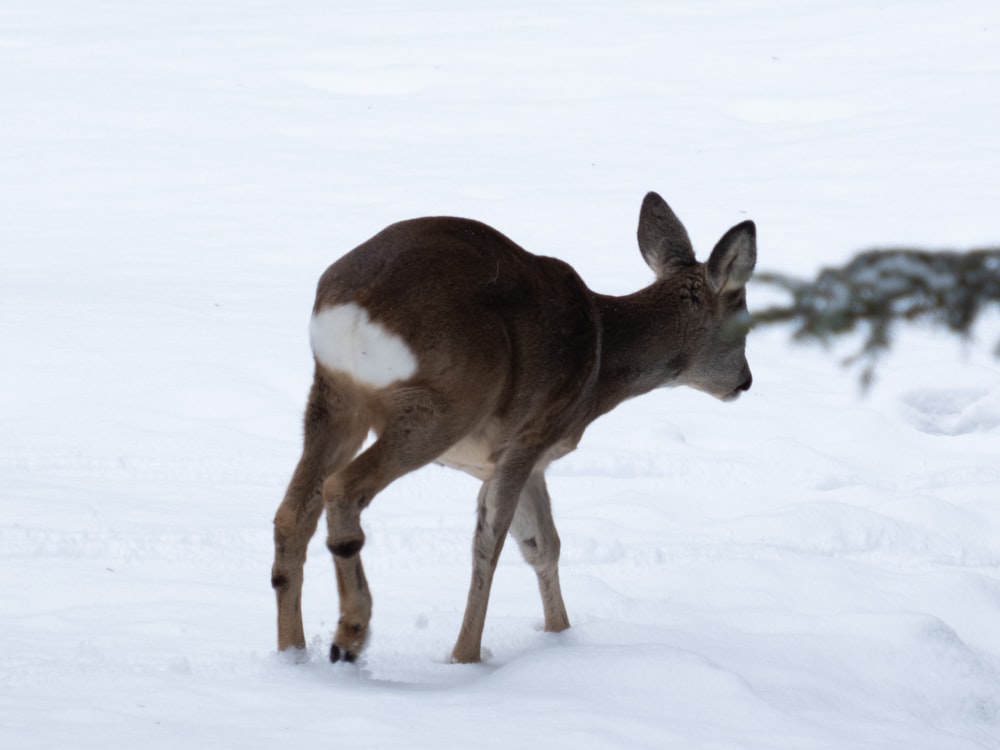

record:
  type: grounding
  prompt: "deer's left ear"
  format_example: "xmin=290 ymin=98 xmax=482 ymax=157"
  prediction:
xmin=706 ymin=221 xmax=756 ymax=293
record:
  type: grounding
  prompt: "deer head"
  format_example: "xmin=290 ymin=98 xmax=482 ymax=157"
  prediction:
xmin=634 ymin=191 xmax=755 ymax=401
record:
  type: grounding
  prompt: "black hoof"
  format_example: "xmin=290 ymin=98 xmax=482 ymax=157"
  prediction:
xmin=330 ymin=643 xmax=357 ymax=663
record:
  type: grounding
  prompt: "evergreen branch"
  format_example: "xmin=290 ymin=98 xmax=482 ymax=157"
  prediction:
xmin=751 ymin=247 xmax=1000 ymax=388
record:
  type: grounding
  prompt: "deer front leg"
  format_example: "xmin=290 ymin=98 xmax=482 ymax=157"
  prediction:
xmin=510 ymin=472 xmax=570 ymax=633
xmin=451 ymin=459 xmax=536 ymax=664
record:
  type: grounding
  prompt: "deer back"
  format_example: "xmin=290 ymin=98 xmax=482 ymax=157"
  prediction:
xmin=310 ymin=217 xmax=603 ymax=465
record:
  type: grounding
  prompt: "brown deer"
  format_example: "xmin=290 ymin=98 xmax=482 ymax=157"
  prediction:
xmin=272 ymin=192 xmax=756 ymax=664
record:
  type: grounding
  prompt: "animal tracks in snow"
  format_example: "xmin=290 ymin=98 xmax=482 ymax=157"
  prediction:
xmin=899 ymin=387 xmax=1000 ymax=436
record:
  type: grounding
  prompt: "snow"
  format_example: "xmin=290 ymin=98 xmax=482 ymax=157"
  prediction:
xmin=3 ymin=1 xmax=1000 ymax=748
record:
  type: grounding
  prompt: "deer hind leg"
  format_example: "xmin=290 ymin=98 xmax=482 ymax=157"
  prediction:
xmin=272 ymin=371 xmax=369 ymax=652
xmin=509 ymin=472 xmax=570 ymax=633
xmin=451 ymin=453 xmax=539 ymax=664
xmin=324 ymin=386 xmax=476 ymax=663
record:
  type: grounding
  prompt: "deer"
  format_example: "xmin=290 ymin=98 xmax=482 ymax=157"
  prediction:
xmin=271 ymin=192 xmax=756 ymax=664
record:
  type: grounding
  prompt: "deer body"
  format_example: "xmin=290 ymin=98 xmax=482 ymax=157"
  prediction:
xmin=272 ymin=193 xmax=756 ymax=663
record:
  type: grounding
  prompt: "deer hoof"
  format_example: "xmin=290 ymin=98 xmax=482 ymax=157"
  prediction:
xmin=330 ymin=643 xmax=357 ymax=663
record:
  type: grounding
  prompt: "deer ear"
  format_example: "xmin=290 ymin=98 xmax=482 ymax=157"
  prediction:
xmin=637 ymin=192 xmax=695 ymax=277
xmin=706 ymin=220 xmax=756 ymax=293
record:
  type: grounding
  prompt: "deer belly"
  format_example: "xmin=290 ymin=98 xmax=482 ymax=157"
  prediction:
xmin=437 ymin=435 xmax=497 ymax=480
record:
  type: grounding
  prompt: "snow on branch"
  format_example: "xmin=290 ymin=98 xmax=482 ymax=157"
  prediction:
xmin=751 ymin=247 xmax=1000 ymax=388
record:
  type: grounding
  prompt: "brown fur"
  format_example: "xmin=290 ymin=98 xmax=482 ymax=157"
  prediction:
xmin=272 ymin=192 xmax=756 ymax=663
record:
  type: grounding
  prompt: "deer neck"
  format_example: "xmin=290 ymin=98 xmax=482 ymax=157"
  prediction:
xmin=592 ymin=285 xmax=689 ymax=417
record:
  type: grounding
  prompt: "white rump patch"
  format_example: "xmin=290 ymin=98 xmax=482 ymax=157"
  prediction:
xmin=309 ymin=303 xmax=418 ymax=388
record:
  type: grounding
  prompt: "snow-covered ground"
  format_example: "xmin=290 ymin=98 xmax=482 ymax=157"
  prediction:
xmin=3 ymin=1 xmax=1000 ymax=747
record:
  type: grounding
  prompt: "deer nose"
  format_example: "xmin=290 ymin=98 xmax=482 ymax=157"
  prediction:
xmin=738 ymin=371 xmax=753 ymax=392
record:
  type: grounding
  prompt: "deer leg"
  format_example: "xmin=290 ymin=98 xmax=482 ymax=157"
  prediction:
xmin=272 ymin=372 xmax=369 ymax=653
xmin=324 ymin=387 xmax=474 ymax=662
xmin=323 ymin=457 xmax=376 ymax=662
xmin=509 ymin=472 xmax=570 ymax=633
xmin=272 ymin=457 xmax=324 ymax=653
xmin=451 ymin=455 xmax=537 ymax=664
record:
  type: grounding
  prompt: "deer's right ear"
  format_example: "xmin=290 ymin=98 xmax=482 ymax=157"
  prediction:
xmin=637 ymin=192 xmax=695 ymax=277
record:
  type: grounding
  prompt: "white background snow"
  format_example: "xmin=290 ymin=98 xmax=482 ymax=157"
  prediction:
xmin=3 ymin=1 xmax=1000 ymax=747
